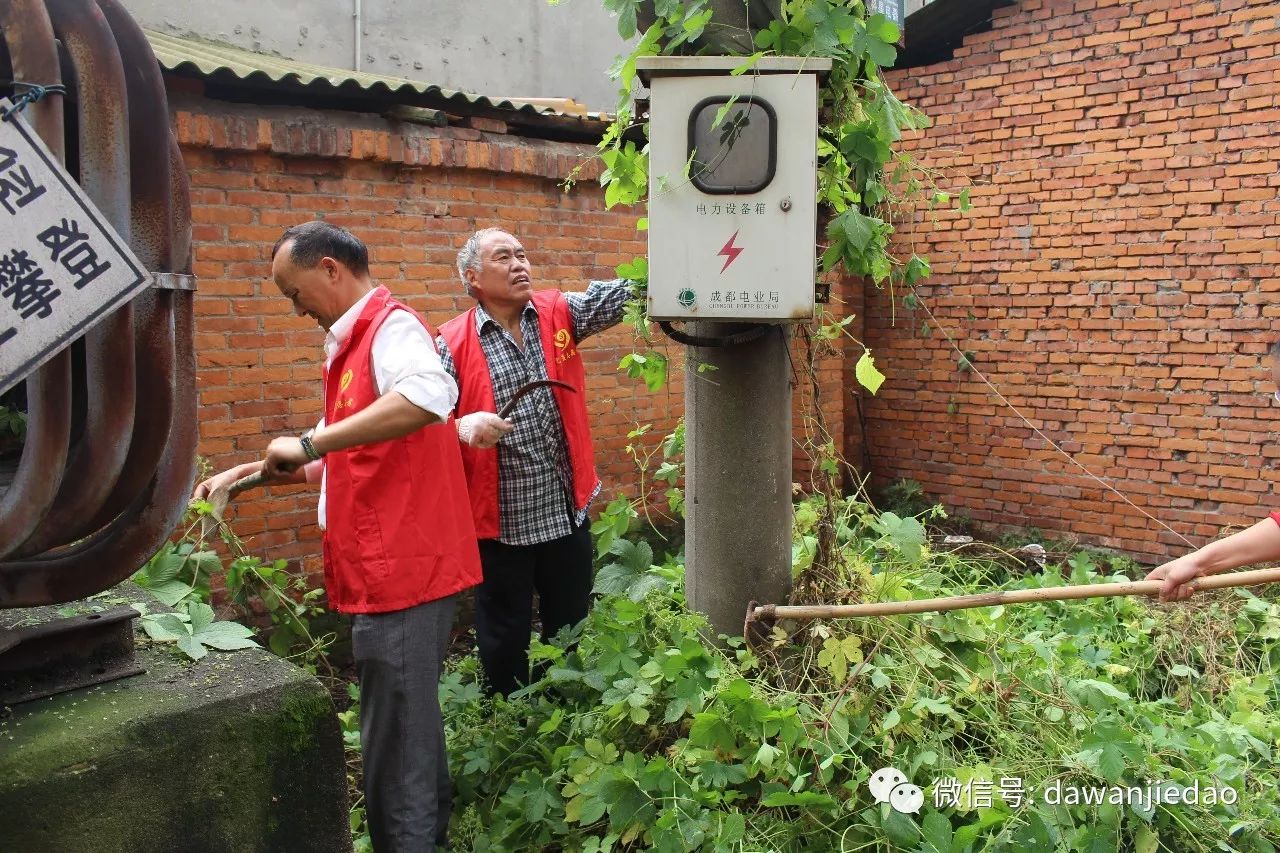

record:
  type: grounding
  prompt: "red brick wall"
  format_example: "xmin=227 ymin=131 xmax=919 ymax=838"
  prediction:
xmin=175 ymin=97 xmax=844 ymax=578
xmin=870 ymin=0 xmax=1280 ymax=557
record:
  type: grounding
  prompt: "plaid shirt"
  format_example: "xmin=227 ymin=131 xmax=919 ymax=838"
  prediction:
xmin=437 ymin=279 xmax=631 ymax=545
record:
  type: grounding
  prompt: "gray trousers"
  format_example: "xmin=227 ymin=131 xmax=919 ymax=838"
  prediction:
xmin=352 ymin=594 xmax=457 ymax=853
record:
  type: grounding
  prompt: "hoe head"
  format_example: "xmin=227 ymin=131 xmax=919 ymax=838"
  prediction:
xmin=743 ymin=601 xmax=777 ymax=650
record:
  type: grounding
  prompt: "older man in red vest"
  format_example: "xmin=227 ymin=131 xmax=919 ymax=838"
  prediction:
xmin=194 ymin=221 xmax=490 ymax=852
xmin=438 ymin=227 xmax=631 ymax=696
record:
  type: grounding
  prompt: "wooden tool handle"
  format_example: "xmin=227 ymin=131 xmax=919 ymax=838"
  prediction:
xmin=229 ymin=470 xmax=267 ymax=497
xmin=755 ymin=567 xmax=1280 ymax=621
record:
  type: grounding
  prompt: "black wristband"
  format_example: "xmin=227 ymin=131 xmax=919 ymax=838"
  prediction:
xmin=299 ymin=431 xmax=323 ymax=461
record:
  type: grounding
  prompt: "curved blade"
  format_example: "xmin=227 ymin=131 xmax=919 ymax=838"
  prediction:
xmin=498 ymin=379 xmax=576 ymax=419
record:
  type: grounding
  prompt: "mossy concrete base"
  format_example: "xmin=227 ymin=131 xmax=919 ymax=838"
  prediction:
xmin=0 ymin=584 xmax=350 ymax=853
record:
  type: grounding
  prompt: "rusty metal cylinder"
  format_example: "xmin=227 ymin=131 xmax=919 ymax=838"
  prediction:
xmin=0 ymin=0 xmax=196 ymax=606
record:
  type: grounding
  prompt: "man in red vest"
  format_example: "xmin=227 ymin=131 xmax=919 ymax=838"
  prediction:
xmin=438 ymin=227 xmax=631 ymax=696
xmin=194 ymin=221 xmax=492 ymax=852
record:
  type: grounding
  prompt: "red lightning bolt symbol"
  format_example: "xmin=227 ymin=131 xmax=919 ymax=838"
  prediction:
xmin=717 ymin=230 xmax=744 ymax=274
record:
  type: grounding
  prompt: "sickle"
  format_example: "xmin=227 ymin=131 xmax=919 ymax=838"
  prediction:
xmin=499 ymin=379 xmax=577 ymax=419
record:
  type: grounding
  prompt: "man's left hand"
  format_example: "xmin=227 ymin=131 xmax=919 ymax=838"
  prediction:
xmin=264 ymin=437 xmax=309 ymax=480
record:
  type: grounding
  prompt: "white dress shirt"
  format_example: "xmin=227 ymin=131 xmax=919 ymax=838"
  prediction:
xmin=306 ymin=288 xmax=458 ymax=529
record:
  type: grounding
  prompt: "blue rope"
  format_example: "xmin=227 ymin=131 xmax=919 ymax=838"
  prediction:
xmin=1 ymin=81 xmax=67 ymax=122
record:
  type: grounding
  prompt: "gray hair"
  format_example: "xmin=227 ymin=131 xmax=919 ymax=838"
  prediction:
xmin=456 ymin=227 xmax=507 ymax=298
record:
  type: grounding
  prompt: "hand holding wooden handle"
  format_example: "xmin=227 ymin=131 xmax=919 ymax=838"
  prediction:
xmin=752 ymin=567 xmax=1280 ymax=622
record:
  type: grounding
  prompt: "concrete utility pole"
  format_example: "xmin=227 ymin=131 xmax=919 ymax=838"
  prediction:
xmin=684 ymin=324 xmax=793 ymax=636
xmin=639 ymin=54 xmax=826 ymax=637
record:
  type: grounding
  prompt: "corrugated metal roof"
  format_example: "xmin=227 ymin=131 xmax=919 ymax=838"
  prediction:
xmin=144 ymin=29 xmax=591 ymax=119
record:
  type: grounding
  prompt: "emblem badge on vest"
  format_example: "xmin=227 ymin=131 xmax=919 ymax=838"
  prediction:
xmin=553 ymin=328 xmax=579 ymax=365
xmin=333 ymin=368 xmax=355 ymax=411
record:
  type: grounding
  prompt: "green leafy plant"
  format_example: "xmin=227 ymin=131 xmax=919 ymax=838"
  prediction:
xmin=0 ymin=403 xmax=26 ymax=439
xmin=656 ymin=418 xmax=685 ymax=518
xmin=338 ymin=681 xmax=374 ymax=853
xmin=617 ymin=351 xmax=668 ymax=392
xmin=441 ymin=493 xmax=1280 ymax=851
xmin=132 ymin=493 xmax=335 ymax=670
xmin=131 ymin=520 xmax=256 ymax=661
xmin=223 ymin=553 xmax=332 ymax=663
xmin=590 ymin=494 xmax=640 ymax=559
xmin=593 ymin=417 xmax=686 ymax=557
xmin=132 ymin=537 xmax=221 ymax=608
xmin=0 ymin=402 xmax=27 ymax=458
xmin=132 ymin=599 xmax=257 ymax=661
xmin=880 ymin=477 xmax=934 ymax=519
xmin=592 ymin=538 xmax=682 ymax=602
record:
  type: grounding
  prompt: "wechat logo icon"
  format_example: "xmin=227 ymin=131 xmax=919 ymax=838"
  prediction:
xmin=869 ymin=766 xmax=924 ymax=815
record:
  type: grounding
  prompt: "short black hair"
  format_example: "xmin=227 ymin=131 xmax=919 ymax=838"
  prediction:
xmin=271 ymin=220 xmax=370 ymax=277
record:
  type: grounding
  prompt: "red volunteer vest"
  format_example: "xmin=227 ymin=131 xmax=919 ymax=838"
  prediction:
xmin=321 ymin=286 xmax=482 ymax=613
xmin=440 ymin=289 xmax=600 ymax=540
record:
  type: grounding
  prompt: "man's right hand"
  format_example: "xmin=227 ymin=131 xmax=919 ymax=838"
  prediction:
xmin=457 ymin=411 xmax=514 ymax=449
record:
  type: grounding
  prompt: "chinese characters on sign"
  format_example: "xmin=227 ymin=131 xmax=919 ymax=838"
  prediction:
xmin=38 ymin=217 xmax=112 ymax=288
xmin=0 ymin=144 xmax=45 ymax=214
xmin=0 ymin=99 xmax=149 ymax=394
xmin=695 ymin=201 xmax=770 ymax=216
xmin=708 ymin=289 xmax=782 ymax=314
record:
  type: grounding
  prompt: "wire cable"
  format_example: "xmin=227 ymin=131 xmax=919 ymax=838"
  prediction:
xmin=909 ymin=284 xmax=1196 ymax=550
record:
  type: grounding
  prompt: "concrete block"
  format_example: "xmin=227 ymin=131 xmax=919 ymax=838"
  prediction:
xmin=0 ymin=584 xmax=350 ymax=853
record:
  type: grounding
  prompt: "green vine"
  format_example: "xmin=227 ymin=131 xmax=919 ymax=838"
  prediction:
xmin=131 ymin=469 xmax=336 ymax=674
xmin=446 ymin=494 xmax=1280 ymax=851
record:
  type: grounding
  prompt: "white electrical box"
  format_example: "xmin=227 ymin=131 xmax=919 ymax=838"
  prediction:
xmin=638 ymin=56 xmax=829 ymax=323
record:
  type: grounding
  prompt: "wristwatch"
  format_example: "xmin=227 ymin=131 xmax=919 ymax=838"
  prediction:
xmin=299 ymin=429 xmax=324 ymax=461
